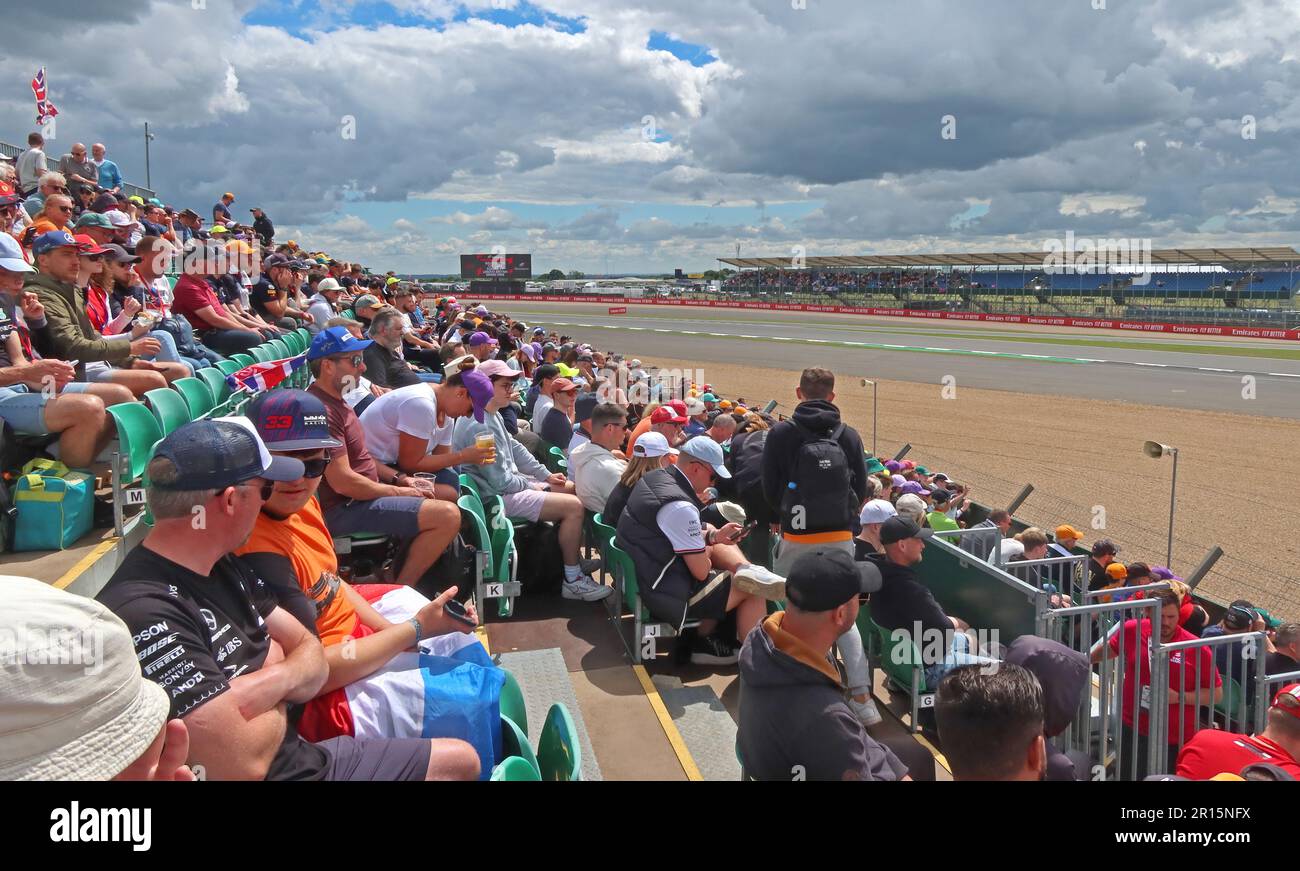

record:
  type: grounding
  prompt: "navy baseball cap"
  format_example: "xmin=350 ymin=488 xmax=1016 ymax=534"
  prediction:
xmin=247 ymin=390 xmax=342 ymax=451
xmin=31 ymin=231 xmax=80 ymax=256
xmin=307 ymin=325 xmax=372 ymax=361
xmin=787 ymin=547 xmax=882 ymax=611
xmin=150 ymin=418 xmax=303 ymax=491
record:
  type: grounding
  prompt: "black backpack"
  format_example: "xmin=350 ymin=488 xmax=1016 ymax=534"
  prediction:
xmin=779 ymin=420 xmax=853 ymax=533
xmin=729 ymin=429 xmax=769 ymax=505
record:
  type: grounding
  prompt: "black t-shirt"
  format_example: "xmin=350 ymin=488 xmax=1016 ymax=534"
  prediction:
xmin=249 ymin=276 xmax=282 ymax=320
xmin=864 ymin=554 xmax=951 ymax=646
xmin=853 ymin=537 xmax=880 ymax=561
xmin=239 ymin=552 xmax=320 ymax=638
xmin=363 ymin=342 xmax=420 ymax=389
xmin=540 ymin=407 xmax=575 ymax=449
xmin=97 ymin=545 xmax=331 ymax=781
xmin=1266 ymin=650 xmax=1300 ymax=678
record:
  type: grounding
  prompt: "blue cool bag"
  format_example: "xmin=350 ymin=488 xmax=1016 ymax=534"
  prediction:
xmin=13 ymin=459 xmax=94 ymax=551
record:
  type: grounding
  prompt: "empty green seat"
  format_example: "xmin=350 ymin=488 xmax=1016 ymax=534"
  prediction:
xmin=500 ymin=669 xmax=527 ymax=734
xmin=490 ymin=755 xmax=540 ymax=781
xmin=197 ymin=367 xmax=232 ymax=408
xmin=144 ymin=387 xmax=190 ymax=437
xmin=215 ymin=360 xmax=242 ymax=376
xmin=500 ymin=715 xmax=540 ymax=777
xmin=269 ymin=338 xmax=289 ymax=359
xmin=106 ymin=403 xmax=164 ymax=484
xmin=537 ymin=703 xmax=582 ymax=781
xmin=172 ymin=377 xmax=216 ymax=420
xmin=228 ymin=353 xmax=255 ymax=368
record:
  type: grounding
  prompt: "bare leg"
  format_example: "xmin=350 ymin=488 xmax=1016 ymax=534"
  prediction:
xmin=432 ymin=483 xmax=459 ymax=503
xmin=108 ymin=369 xmax=167 ymax=397
xmin=81 ymin=382 xmax=135 ymax=407
xmin=41 ymin=394 xmax=109 ymax=468
xmin=423 ymin=738 xmax=481 ymax=781
xmin=395 ymin=499 xmax=461 ymax=587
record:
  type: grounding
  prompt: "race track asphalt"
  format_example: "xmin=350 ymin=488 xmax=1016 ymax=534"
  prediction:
xmin=501 ymin=302 xmax=1300 ymax=419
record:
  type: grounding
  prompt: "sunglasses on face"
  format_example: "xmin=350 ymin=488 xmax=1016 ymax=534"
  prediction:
xmin=55 ymin=205 xmax=73 ymax=213
xmin=240 ymin=480 xmax=275 ymax=501
xmin=82 ymin=254 xmax=103 ymax=261
xmin=300 ymin=456 xmax=330 ymax=478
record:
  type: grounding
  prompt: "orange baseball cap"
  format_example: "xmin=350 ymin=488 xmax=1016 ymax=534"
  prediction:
xmin=1106 ymin=563 xmax=1128 ymax=581
xmin=1055 ymin=525 xmax=1085 ymax=541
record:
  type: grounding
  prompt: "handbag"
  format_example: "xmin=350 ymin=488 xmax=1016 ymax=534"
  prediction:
xmin=13 ymin=458 xmax=94 ymax=551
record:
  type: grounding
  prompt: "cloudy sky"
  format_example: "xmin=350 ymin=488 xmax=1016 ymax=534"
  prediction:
xmin=4 ymin=0 xmax=1300 ymax=274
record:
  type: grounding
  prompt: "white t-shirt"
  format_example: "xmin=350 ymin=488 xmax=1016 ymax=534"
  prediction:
xmin=533 ymin=393 xmax=554 ymax=426
xmin=657 ymin=500 xmax=705 ymax=553
xmin=991 ymin=539 xmax=1025 ymax=563
xmin=358 ymin=383 xmax=452 ymax=464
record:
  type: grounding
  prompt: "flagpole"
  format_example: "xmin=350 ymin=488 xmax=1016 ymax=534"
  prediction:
xmin=144 ymin=122 xmax=153 ymax=192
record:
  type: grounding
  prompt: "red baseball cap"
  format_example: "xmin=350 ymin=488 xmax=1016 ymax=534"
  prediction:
xmin=1272 ymin=683 xmax=1300 ymax=720
xmin=73 ymin=234 xmax=109 ymax=256
xmin=651 ymin=406 xmax=687 ymax=425
xmin=666 ymin=399 xmax=688 ymax=417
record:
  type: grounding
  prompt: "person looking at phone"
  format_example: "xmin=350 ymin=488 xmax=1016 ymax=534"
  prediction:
xmin=616 ymin=436 xmax=786 ymax=666
xmin=235 ymin=390 xmax=492 ymax=764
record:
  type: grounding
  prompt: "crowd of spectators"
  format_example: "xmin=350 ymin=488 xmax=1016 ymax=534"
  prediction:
xmin=0 ymin=130 xmax=1296 ymax=783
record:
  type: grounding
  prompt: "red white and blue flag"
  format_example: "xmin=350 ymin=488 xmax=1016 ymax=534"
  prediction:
xmin=226 ymin=355 xmax=306 ymax=394
xmin=31 ymin=68 xmax=59 ymax=126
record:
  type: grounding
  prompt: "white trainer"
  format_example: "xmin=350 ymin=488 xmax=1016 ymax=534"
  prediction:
xmin=562 ymin=574 xmax=613 ymax=602
xmin=732 ymin=565 xmax=786 ymax=601
xmin=849 ymin=695 xmax=883 ymax=727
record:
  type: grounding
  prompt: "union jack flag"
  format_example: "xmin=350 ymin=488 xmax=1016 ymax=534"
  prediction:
xmin=32 ymin=68 xmax=59 ymax=125
xmin=226 ymin=355 xmax=307 ymax=395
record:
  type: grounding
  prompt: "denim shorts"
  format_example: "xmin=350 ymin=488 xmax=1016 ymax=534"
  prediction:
xmin=0 ymin=382 xmax=96 ymax=434
xmin=324 ymin=496 xmax=425 ymax=538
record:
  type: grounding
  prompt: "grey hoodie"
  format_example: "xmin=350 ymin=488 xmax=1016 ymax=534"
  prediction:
xmin=738 ymin=613 xmax=906 ymax=781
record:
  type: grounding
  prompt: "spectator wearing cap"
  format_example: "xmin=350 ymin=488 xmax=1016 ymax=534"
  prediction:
xmin=349 ymin=293 xmax=385 ymax=331
xmin=1092 ymin=588 xmax=1221 ymax=778
xmin=603 ymin=431 xmax=676 ymax=527
xmin=1265 ymin=623 xmax=1300 ymax=677
xmin=89 ymin=144 xmax=121 ymax=194
xmin=97 ymin=418 xmax=475 ymax=781
xmin=538 ymin=376 xmax=578 ymax=450
xmin=16 ymin=132 xmax=47 ymax=198
xmin=26 ymin=231 xmax=177 ymax=397
xmin=1201 ymin=598 xmax=1273 ymax=719
xmin=855 ymin=499 xmax=897 ymax=560
xmin=364 ymin=307 xmax=425 ymax=390
xmin=568 ymin=393 xmax=599 ymax=454
xmin=894 ymin=493 xmax=927 ymax=526
xmin=451 ymin=359 xmax=611 ymax=603
xmin=0 ymin=234 xmax=124 ymax=466
xmin=643 ymin=402 xmax=688 ymax=453
xmin=616 ymin=435 xmax=783 ymax=665
xmin=1176 ymin=682 xmax=1300 ymax=779
xmin=170 ymin=243 xmax=265 ymax=355
xmin=0 ymin=577 xmax=195 ymax=781
xmin=176 ymin=208 xmax=205 ymax=244
xmin=865 ymin=517 xmax=996 ymax=687
xmin=925 ymin=489 xmax=960 ymax=533
xmin=305 ymin=327 xmax=463 ymax=587
xmin=307 ymin=277 xmax=343 ymax=334
xmin=250 ymin=207 xmax=274 ymax=247
xmin=213 ymin=192 xmax=235 ymax=227
xmin=570 ymin=403 xmax=629 ymax=513
xmin=359 ymin=364 xmax=495 ymax=502
xmin=233 ymin=391 xmax=487 ymax=774
xmin=252 ymin=254 xmax=310 ymax=329
xmin=57 ymin=144 xmax=98 ymax=203
xmin=528 ymin=362 xmax=563 ymax=424
xmin=73 ymin=210 xmax=115 ymax=249
xmin=1088 ymin=539 xmax=1119 ymax=591
xmin=738 ymin=547 xmax=905 ymax=781
xmin=1045 ymin=524 xmax=1084 ymax=590
xmin=682 ymin=397 xmax=709 ymax=437
xmin=1004 ymin=636 xmax=1091 ymax=781
xmin=467 ymin=330 xmax=498 ymax=363
xmin=936 ymin=664 xmax=1047 ymax=781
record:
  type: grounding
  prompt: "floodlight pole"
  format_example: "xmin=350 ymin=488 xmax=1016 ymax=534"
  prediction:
xmin=1166 ymin=448 xmax=1178 ymax=568
xmin=863 ymin=379 xmax=877 ymax=455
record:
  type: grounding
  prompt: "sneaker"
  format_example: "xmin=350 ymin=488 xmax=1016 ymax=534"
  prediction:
xmin=562 ymin=573 xmax=613 ymax=602
xmin=732 ymin=565 xmax=786 ymax=601
xmin=690 ymin=633 xmax=740 ymax=666
xmin=579 ymin=557 xmax=603 ymax=576
xmin=849 ymin=695 xmax=883 ymax=727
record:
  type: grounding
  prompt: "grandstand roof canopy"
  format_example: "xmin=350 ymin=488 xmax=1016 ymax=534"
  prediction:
xmin=719 ymin=247 xmax=1300 ymax=269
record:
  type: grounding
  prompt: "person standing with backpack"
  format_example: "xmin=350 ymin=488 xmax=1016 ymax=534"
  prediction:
xmin=760 ymin=367 xmax=879 ymax=725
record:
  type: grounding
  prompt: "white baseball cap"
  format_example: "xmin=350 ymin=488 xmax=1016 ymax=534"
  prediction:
xmin=632 ymin=430 xmax=678 ymax=458
xmin=860 ymin=498 xmax=898 ymax=526
xmin=0 ymin=576 xmax=171 ymax=780
xmin=0 ymin=233 xmax=34 ymax=273
xmin=684 ymin=398 xmax=706 ymax=416
xmin=103 ymin=209 xmax=138 ymax=229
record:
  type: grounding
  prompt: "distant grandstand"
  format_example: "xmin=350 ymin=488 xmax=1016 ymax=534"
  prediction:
xmin=717 ymin=248 xmax=1300 ymax=328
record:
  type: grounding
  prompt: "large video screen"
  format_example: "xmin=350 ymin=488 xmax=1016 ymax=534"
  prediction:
xmin=460 ymin=253 xmax=532 ymax=280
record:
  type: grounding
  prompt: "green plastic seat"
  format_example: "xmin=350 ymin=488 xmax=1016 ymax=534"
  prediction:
xmin=1215 ymin=676 xmax=1247 ymax=725
xmin=251 ymin=345 xmax=274 ymax=364
xmin=592 ymin=512 xmax=617 ymax=585
xmin=458 ymin=473 xmax=485 ymax=504
xmin=198 ymin=367 xmax=232 ymax=408
xmin=485 ymin=495 xmax=518 ymax=617
xmin=172 ymin=377 xmax=216 ymax=420
xmin=106 ymin=402 xmax=164 ymax=484
xmin=269 ymin=338 xmax=289 ymax=359
xmin=458 ymin=493 xmax=494 ymax=579
xmin=295 ymin=327 xmax=311 ymax=348
xmin=500 ymin=669 xmax=528 ymax=734
xmin=500 ymin=714 xmax=540 ymax=777
xmin=545 ymin=444 xmax=568 ymax=473
xmin=280 ymin=332 xmax=301 ymax=355
xmin=537 ymin=703 xmax=582 ymax=781
xmin=228 ymin=353 xmax=255 ymax=368
xmin=215 ymin=359 xmax=242 ymax=376
xmin=144 ymin=387 xmax=191 ymax=437
xmin=490 ymin=755 xmax=541 ymax=781
xmin=859 ymin=608 xmax=931 ymax=733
